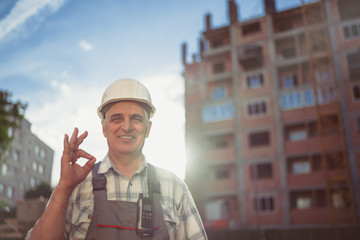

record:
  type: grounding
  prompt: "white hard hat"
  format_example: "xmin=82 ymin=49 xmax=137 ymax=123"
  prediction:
xmin=97 ymin=78 xmax=156 ymax=119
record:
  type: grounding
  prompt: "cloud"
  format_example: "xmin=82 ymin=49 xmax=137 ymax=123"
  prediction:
xmin=79 ymin=40 xmax=94 ymax=51
xmin=0 ymin=0 xmax=67 ymax=42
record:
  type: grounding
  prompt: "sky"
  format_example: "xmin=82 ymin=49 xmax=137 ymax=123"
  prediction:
xmin=0 ymin=0 xmax=305 ymax=186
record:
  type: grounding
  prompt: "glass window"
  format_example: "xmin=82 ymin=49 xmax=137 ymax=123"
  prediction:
xmin=38 ymin=164 xmax=44 ymax=175
xmin=292 ymin=161 xmax=311 ymax=174
xmin=304 ymin=89 xmax=315 ymax=106
xmin=296 ymin=197 xmax=312 ymax=209
xmin=8 ymin=127 xmax=13 ymax=138
xmin=202 ymin=102 xmax=234 ymax=123
xmin=40 ymin=149 xmax=46 ymax=159
xmin=34 ymin=145 xmax=40 ymax=155
xmin=30 ymin=177 xmax=36 ymax=188
xmin=249 ymin=131 xmax=270 ymax=147
xmin=1 ymin=164 xmax=7 ymax=176
xmin=0 ymin=184 xmax=4 ymax=193
xmin=250 ymin=163 xmax=272 ymax=179
xmin=253 ymin=196 xmax=275 ymax=212
xmin=289 ymin=130 xmax=307 ymax=141
xmin=7 ymin=187 xmax=13 ymax=199
xmin=32 ymin=161 xmax=38 ymax=172
xmin=281 ymin=91 xmax=303 ymax=110
xmin=246 ymin=73 xmax=264 ymax=89
xmin=212 ymin=88 xmax=226 ymax=100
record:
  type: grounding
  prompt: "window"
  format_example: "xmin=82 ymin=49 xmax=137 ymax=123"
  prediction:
xmin=22 ymin=165 xmax=28 ymax=173
xmin=357 ymin=118 xmax=360 ymax=133
xmin=342 ymin=21 xmax=360 ymax=40
xmin=292 ymin=161 xmax=311 ymax=174
xmin=246 ymin=73 xmax=264 ymax=89
xmin=253 ymin=196 xmax=275 ymax=212
xmin=212 ymin=88 xmax=226 ymax=100
xmin=249 ymin=131 xmax=270 ymax=147
xmin=347 ymin=51 xmax=360 ymax=81
xmin=34 ymin=145 xmax=40 ymax=155
xmin=250 ymin=163 xmax=272 ymax=179
xmin=12 ymin=150 xmax=20 ymax=162
xmin=297 ymin=197 xmax=312 ymax=209
xmin=212 ymin=62 xmax=225 ymax=74
xmin=1 ymin=164 xmax=7 ymax=176
xmin=316 ymin=70 xmax=332 ymax=82
xmin=247 ymin=101 xmax=267 ymax=117
xmin=0 ymin=184 xmax=4 ymax=194
xmin=281 ymin=91 xmax=303 ymax=110
xmin=8 ymin=127 xmax=13 ymax=138
xmin=7 ymin=187 xmax=13 ymax=199
xmin=283 ymin=74 xmax=298 ymax=89
xmin=353 ymin=85 xmax=360 ymax=101
xmin=202 ymin=102 xmax=234 ymax=123
xmin=30 ymin=177 xmax=36 ymax=188
xmin=304 ymin=89 xmax=315 ymax=106
xmin=38 ymin=164 xmax=44 ymax=175
xmin=317 ymin=86 xmax=335 ymax=104
xmin=289 ymin=130 xmax=307 ymax=141
xmin=40 ymin=149 xmax=46 ymax=159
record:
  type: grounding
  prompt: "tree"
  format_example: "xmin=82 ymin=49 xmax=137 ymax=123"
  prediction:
xmin=24 ymin=182 xmax=53 ymax=200
xmin=0 ymin=89 xmax=27 ymax=163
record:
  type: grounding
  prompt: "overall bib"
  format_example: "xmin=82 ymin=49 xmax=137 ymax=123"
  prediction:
xmin=85 ymin=163 xmax=170 ymax=240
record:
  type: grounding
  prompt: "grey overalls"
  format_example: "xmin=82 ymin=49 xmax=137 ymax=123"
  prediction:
xmin=85 ymin=162 xmax=170 ymax=239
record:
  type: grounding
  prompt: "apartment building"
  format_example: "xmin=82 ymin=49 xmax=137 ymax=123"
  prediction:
xmin=182 ymin=0 xmax=360 ymax=228
xmin=0 ymin=119 xmax=54 ymax=207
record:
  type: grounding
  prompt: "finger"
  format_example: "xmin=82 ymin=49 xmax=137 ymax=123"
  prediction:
xmin=76 ymin=149 xmax=95 ymax=160
xmin=82 ymin=157 xmax=96 ymax=174
xmin=69 ymin=127 xmax=79 ymax=150
xmin=76 ymin=131 xmax=88 ymax=148
xmin=62 ymin=134 xmax=70 ymax=155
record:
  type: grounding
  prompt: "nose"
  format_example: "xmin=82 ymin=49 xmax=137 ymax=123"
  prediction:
xmin=121 ymin=118 xmax=133 ymax=132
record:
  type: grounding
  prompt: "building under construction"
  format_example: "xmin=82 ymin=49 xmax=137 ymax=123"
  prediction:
xmin=182 ymin=0 xmax=360 ymax=229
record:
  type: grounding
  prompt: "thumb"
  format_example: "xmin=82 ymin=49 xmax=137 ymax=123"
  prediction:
xmin=83 ymin=157 xmax=96 ymax=174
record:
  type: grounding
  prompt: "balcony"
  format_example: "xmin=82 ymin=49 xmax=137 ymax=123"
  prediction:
xmin=288 ymin=171 xmax=325 ymax=187
xmin=238 ymin=45 xmax=263 ymax=70
xmin=202 ymin=45 xmax=231 ymax=59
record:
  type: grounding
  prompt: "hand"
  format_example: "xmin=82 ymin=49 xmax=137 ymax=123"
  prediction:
xmin=58 ymin=128 xmax=96 ymax=194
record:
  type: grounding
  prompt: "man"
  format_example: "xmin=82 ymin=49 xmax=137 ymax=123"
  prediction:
xmin=26 ymin=78 xmax=207 ymax=240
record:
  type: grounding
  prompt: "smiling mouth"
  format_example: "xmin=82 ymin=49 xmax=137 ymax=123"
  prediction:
xmin=118 ymin=136 xmax=134 ymax=139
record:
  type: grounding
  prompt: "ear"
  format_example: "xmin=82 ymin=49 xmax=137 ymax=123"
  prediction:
xmin=145 ymin=121 xmax=152 ymax=138
xmin=102 ymin=120 xmax=107 ymax=138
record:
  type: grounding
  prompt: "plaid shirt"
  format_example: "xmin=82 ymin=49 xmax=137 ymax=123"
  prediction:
xmin=62 ymin=154 xmax=207 ymax=240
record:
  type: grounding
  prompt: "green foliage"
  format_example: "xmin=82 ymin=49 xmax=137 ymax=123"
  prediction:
xmin=24 ymin=182 xmax=53 ymax=200
xmin=0 ymin=89 xmax=27 ymax=162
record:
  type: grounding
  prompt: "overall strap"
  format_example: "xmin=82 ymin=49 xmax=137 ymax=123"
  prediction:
xmin=147 ymin=163 xmax=161 ymax=198
xmin=92 ymin=162 xmax=107 ymax=199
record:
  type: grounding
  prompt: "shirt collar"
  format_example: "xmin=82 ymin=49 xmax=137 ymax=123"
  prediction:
xmin=98 ymin=154 xmax=148 ymax=177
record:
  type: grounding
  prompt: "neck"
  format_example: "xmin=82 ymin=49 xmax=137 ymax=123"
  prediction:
xmin=108 ymin=151 xmax=143 ymax=179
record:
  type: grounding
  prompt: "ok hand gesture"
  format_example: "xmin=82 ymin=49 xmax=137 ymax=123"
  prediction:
xmin=58 ymin=128 xmax=96 ymax=194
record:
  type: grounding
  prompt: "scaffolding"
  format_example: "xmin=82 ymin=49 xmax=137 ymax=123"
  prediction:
xmin=301 ymin=0 xmax=357 ymax=225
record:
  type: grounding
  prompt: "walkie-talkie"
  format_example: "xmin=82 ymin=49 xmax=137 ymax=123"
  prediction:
xmin=136 ymin=193 xmax=154 ymax=237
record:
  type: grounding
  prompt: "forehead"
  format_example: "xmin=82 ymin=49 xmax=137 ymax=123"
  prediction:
xmin=106 ymin=101 xmax=146 ymax=116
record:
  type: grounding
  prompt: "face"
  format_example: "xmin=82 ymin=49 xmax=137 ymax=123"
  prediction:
xmin=102 ymin=101 xmax=152 ymax=158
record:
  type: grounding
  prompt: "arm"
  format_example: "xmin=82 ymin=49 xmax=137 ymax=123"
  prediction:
xmin=177 ymin=189 xmax=208 ymax=240
xmin=28 ymin=128 xmax=96 ymax=240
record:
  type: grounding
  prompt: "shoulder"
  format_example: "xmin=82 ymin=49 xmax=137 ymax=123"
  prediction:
xmin=150 ymin=164 xmax=190 ymax=204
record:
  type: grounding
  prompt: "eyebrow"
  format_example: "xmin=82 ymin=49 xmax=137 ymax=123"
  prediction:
xmin=109 ymin=113 xmax=144 ymax=120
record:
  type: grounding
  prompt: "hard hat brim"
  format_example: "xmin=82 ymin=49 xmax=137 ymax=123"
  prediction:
xmin=97 ymin=98 xmax=156 ymax=119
